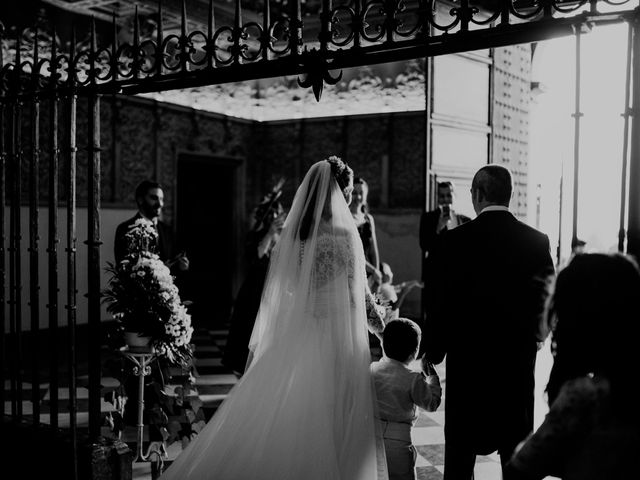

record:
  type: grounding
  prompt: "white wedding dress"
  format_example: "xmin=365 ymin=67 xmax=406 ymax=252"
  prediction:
xmin=160 ymin=160 xmax=387 ymax=480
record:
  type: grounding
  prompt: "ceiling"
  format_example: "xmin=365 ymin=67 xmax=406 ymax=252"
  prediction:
xmin=37 ymin=0 xmax=311 ymax=36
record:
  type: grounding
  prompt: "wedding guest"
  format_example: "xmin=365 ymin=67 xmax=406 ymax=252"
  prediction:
xmin=160 ymin=156 xmax=387 ymax=480
xmin=419 ymin=180 xmax=471 ymax=262
xmin=222 ymin=189 xmax=286 ymax=377
xmin=113 ymin=180 xmax=190 ymax=444
xmin=571 ymin=237 xmax=586 ymax=255
xmin=378 ymin=262 xmax=423 ymax=320
xmin=350 ymin=176 xmax=382 ymax=291
xmin=371 ymin=318 xmax=442 ymax=480
xmin=423 ymin=165 xmax=555 ymax=479
xmin=418 ymin=180 xmax=470 ymax=348
xmin=504 ymin=253 xmax=640 ymax=480
xmin=114 ymin=180 xmax=189 ymax=274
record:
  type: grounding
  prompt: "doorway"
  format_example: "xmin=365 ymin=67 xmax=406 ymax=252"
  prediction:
xmin=177 ymin=154 xmax=240 ymax=329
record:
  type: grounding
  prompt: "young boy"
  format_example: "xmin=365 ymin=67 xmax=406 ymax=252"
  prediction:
xmin=370 ymin=318 xmax=442 ymax=480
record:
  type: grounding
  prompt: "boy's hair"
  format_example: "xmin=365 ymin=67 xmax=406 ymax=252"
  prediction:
xmin=383 ymin=318 xmax=421 ymax=363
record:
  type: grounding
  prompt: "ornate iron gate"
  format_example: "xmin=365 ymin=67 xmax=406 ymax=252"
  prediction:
xmin=1 ymin=0 xmax=639 ymax=477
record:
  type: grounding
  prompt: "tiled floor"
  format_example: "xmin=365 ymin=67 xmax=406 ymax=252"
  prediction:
xmin=132 ymin=331 xmax=556 ymax=480
xmin=5 ymin=328 xmax=557 ymax=480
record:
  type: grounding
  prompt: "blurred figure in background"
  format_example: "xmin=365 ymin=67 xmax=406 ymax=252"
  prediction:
xmin=222 ymin=180 xmax=286 ymax=377
xmin=350 ymin=177 xmax=382 ymax=292
xmin=505 ymin=253 xmax=640 ymax=480
xmin=571 ymin=237 xmax=587 ymax=255
xmin=378 ymin=262 xmax=423 ymax=320
xmin=419 ymin=181 xmax=471 ymax=263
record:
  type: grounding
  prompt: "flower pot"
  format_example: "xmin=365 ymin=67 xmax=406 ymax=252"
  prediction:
xmin=124 ymin=331 xmax=152 ymax=348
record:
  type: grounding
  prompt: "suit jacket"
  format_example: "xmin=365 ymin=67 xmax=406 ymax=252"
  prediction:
xmin=423 ymin=210 xmax=554 ymax=454
xmin=114 ymin=213 xmax=176 ymax=265
xmin=420 ymin=208 xmax=471 ymax=258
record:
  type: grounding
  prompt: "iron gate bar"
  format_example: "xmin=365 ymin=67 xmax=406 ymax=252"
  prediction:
xmin=65 ymin=24 xmax=79 ymax=473
xmin=619 ymin=21 xmax=632 ymax=252
xmin=627 ymin=19 xmax=640 ymax=264
xmin=11 ymin=26 xmax=24 ymax=418
xmin=571 ymin=24 xmax=582 ymax=251
xmin=86 ymin=17 xmax=103 ymax=443
xmin=423 ymin=54 xmax=433 ymax=212
xmin=0 ymin=96 xmax=5 ymax=418
xmin=556 ymin=166 xmax=563 ymax=265
xmin=8 ymin=96 xmax=17 ymax=418
xmin=48 ymin=24 xmax=60 ymax=433
xmin=0 ymin=20 xmax=3 ymax=415
xmin=29 ymin=26 xmax=42 ymax=426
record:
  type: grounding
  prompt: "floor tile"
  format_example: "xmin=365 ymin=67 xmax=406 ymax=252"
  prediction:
xmin=3 ymin=326 xmax=559 ymax=480
xmin=416 ymin=465 xmax=444 ymax=480
xmin=416 ymin=444 xmax=445 ymax=465
xmin=412 ymin=426 xmax=445 ymax=445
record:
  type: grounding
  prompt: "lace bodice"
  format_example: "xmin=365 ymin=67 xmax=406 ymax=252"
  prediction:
xmin=307 ymin=230 xmax=384 ymax=334
xmin=313 ymin=232 xmax=357 ymax=287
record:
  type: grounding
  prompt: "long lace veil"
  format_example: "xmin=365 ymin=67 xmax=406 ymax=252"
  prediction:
xmin=247 ymin=159 xmax=369 ymax=369
xmin=160 ymin=159 xmax=387 ymax=480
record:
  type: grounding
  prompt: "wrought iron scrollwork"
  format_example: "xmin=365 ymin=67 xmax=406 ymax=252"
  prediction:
xmin=297 ymin=48 xmax=343 ymax=100
xmin=0 ymin=0 xmax=637 ymax=100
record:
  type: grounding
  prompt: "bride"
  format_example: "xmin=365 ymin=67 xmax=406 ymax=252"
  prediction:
xmin=159 ymin=156 xmax=388 ymax=479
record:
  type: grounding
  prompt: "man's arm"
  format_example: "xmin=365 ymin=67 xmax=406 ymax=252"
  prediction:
xmin=158 ymin=221 xmax=190 ymax=273
xmin=114 ymin=223 xmax=126 ymax=263
xmin=421 ymin=232 xmax=449 ymax=364
xmin=419 ymin=211 xmax=438 ymax=253
xmin=411 ymin=358 xmax=442 ymax=412
xmin=531 ymin=234 xmax=555 ymax=343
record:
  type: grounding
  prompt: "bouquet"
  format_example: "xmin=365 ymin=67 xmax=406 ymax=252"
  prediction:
xmin=252 ymin=177 xmax=285 ymax=232
xmin=103 ymin=218 xmax=194 ymax=366
xmin=372 ymin=291 xmax=394 ymax=323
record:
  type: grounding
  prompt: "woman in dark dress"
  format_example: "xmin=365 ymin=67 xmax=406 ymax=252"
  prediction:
xmin=350 ymin=177 xmax=382 ymax=292
xmin=222 ymin=197 xmax=285 ymax=376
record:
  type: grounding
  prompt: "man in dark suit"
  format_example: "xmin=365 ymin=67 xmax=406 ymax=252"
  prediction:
xmin=113 ymin=180 xmax=190 ymax=442
xmin=114 ymin=180 xmax=189 ymax=273
xmin=423 ymin=165 xmax=554 ymax=480
xmin=419 ymin=181 xmax=471 ymax=349
xmin=419 ymin=181 xmax=472 ymax=262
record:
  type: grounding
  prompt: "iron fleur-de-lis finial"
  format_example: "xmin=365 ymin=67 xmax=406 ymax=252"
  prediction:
xmin=297 ymin=49 xmax=342 ymax=102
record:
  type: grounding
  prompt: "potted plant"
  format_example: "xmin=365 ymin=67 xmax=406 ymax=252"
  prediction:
xmin=102 ymin=218 xmax=194 ymax=367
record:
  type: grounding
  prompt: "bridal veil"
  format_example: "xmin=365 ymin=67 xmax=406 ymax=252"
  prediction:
xmin=160 ymin=159 xmax=387 ymax=480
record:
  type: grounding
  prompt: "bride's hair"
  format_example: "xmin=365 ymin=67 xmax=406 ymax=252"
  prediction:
xmin=326 ymin=155 xmax=354 ymax=196
xmin=300 ymin=156 xmax=353 ymax=241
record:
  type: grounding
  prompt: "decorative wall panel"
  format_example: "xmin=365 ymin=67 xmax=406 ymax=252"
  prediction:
xmin=117 ymin=102 xmax=156 ymax=205
xmin=390 ymin=114 xmax=426 ymax=209
xmin=344 ymin=115 xmax=389 ymax=206
xmin=433 ymin=54 xmax=491 ymax=124
xmin=492 ymin=45 xmax=532 ymax=219
xmin=432 ymin=124 xmax=489 ymax=173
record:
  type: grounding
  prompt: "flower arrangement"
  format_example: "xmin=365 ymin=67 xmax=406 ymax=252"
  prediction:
xmin=103 ymin=218 xmax=194 ymax=367
xmin=372 ymin=291 xmax=393 ymax=322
